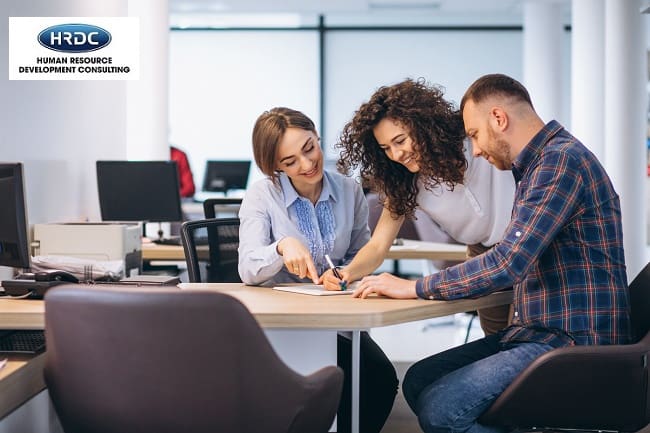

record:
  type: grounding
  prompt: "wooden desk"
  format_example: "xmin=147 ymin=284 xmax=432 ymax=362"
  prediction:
xmin=0 ymin=286 xmax=513 ymax=433
xmin=141 ymin=239 xmax=468 ymax=263
xmin=177 ymin=283 xmax=513 ymax=433
xmin=141 ymin=242 xmax=185 ymax=261
xmin=176 ymin=283 xmax=508 ymax=329
xmin=0 ymin=353 xmax=46 ymax=421
xmin=385 ymin=239 xmax=466 ymax=261
xmin=0 ymin=300 xmax=45 ymax=330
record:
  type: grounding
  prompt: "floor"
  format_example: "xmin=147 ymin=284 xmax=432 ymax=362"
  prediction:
xmin=373 ymin=314 xmax=482 ymax=433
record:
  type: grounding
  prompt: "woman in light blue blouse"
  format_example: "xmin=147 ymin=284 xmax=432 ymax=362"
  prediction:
xmin=238 ymin=108 xmax=369 ymax=286
xmin=238 ymin=107 xmax=397 ymax=433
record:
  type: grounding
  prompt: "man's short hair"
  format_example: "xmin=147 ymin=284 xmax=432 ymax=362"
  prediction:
xmin=460 ymin=74 xmax=533 ymax=112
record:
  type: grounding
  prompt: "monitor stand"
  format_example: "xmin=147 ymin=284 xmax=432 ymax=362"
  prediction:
xmin=149 ymin=222 xmax=181 ymax=245
xmin=157 ymin=222 xmax=165 ymax=241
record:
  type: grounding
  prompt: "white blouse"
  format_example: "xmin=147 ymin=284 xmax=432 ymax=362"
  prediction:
xmin=416 ymin=145 xmax=515 ymax=247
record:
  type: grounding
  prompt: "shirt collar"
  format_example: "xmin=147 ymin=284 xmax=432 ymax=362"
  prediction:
xmin=511 ymin=120 xmax=564 ymax=182
xmin=279 ymin=171 xmax=337 ymax=208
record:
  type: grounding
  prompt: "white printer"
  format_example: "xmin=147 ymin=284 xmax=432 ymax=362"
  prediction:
xmin=32 ymin=222 xmax=142 ymax=277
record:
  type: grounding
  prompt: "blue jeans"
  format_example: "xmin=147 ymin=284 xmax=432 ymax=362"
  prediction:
xmin=403 ymin=333 xmax=554 ymax=433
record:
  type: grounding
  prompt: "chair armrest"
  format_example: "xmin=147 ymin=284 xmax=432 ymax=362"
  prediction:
xmin=480 ymin=339 xmax=650 ymax=431
xmin=288 ymin=366 xmax=344 ymax=433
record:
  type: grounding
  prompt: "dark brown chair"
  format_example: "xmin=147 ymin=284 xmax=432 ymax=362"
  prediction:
xmin=44 ymin=285 xmax=343 ymax=433
xmin=480 ymin=261 xmax=650 ymax=432
xmin=180 ymin=218 xmax=241 ymax=283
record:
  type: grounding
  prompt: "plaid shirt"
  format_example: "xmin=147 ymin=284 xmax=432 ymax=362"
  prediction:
xmin=416 ymin=120 xmax=632 ymax=347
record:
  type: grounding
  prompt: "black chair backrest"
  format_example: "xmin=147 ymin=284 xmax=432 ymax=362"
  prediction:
xmin=629 ymin=261 xmax=650 ymax=342
xmin=202 ymin=197 xmax=243 ymax=219
xmin=180 ymin=218 xmax=241 ymax=283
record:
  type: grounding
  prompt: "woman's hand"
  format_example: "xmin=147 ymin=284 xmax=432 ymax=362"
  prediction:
xmin=277 ymin=237 xmax=319 ymax=284
xmin=352 ymin=273 xmax=418 ymax=299
xmin=320 ymin=268 xmax=352 ymax=291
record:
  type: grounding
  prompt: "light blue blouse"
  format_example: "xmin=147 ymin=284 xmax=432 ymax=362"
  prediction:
xmin=238 ymin=170 xmax=370 ymax=286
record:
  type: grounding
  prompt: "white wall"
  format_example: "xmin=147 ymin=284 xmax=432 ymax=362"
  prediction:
xmin=168 ymin=30 xmax=320 ymax=191
xmin=0 ymin=0 xmax=169 ymax=278
xmin=1 ymin=1 xmax=128 ymax=226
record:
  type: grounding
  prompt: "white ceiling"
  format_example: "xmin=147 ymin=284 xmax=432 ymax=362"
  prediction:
xmin=168 ymin=0 xmax=572 ymax=26
xmin=169 ymin=0 xmax=522 ymax=14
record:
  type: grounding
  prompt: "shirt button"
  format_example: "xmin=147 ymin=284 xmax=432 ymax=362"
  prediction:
xmin=515 ymin=231 xmax=521 ymax=237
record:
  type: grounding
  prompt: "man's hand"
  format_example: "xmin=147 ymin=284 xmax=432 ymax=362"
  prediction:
xmin=352 ymin=273 xmax=418 ymax=299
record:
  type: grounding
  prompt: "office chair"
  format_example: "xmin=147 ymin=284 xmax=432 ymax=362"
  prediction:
xmin=479 ymin=261 xmax=650 ymax=432
xmin=44 ymin=285 xmax=343 ymax=433
xmin=202 ymin=197 xmax=243 ymax=219
xmin=180 ymin=217 xmax=241 ymax=283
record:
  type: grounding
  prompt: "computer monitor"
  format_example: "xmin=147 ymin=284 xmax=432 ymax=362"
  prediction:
xmin=0 ymin=163 xmax=30 ymax=270
xmin=96 ymin=161 xmax=183 ymax=223
xmin=202 ymin=160 xmax=251 ymax=194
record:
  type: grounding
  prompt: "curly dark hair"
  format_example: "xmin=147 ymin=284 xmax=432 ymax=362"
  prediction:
xmin=336 ymin=78 xmax=467 ymax=218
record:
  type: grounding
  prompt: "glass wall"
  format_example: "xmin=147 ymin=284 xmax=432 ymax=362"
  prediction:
xmin=169 ymin=29 xmax=320 ymax=194
xmin=169 ymin=20 xmax=568 ymax=192
xmin=322 ymin=29 xmax=523 ymax=158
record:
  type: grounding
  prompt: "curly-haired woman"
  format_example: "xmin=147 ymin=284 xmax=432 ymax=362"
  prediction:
xmin=325 ymin=78 xmax=516 ymax=335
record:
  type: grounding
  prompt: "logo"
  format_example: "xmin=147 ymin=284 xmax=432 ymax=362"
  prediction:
xmin=37 ymin=23 xmax=111 ymax=53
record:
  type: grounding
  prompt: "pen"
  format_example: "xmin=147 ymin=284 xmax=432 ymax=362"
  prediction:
xmin=325 ymin=254 xmax=347 ymax=291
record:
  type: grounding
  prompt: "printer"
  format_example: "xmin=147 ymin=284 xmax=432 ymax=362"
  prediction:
xmin=32 ymin=222 xmax=142 ymax=277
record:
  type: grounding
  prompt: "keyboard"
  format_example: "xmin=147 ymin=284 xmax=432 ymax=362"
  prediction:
xmin=0 ymin=330 xmax=46 ymax=354
xmin=1 ymin=278 xmax=68 ymax=299
xmin=152 ymin=236 xmax=182 ymax=246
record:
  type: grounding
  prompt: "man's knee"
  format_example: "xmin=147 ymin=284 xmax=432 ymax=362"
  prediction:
xmin=415 ymin=395 xmax=462 ymax=433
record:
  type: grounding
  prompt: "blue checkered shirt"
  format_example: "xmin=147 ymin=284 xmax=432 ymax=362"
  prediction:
xmin=416 ymin=120 xmax=632 ymax=347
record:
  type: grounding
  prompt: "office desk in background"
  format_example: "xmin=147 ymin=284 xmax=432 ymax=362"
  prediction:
xmin=181 ymin=198 xmax=242 ymax=220
xmin=0 ymin=286 xmax=512 ymax=433
xmin=141 ymin=239 xmax=468 ymax=262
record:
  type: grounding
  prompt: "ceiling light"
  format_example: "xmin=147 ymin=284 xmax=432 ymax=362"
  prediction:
xmin=368 ymin=0 xmax=441 ymax=10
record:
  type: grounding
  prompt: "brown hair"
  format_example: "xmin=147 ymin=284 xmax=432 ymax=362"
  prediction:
xmin=336 ymin=78 xmax=466 ymax=218
xmin=251 ymin=107 xmax=317 ymax=184
xmin=460 ymin=73 xmax=533 ymax=112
